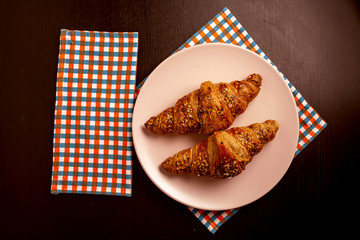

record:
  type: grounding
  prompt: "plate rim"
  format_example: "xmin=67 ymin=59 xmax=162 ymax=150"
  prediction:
xmin=132 ymin=43 xmax=299 ymax=210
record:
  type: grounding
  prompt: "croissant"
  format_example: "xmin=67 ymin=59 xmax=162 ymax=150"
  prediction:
xmin=145 ymin=73 xmax=262 ymax=135
xmin=161 ymin=120 xmax=279 ymax=179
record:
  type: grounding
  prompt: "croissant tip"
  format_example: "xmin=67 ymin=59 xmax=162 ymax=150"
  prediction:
xmin=144 ymin=118 xmax=152 ymax=129
xmin=248 ymin=73 xmax=262 ymax=85
xmin=144 ymin=117 xmax=159 ymax=134
xmin=265 ymin=120 xmax=279 ymax=130
xmin=160 ymin=159 xmax=171 ymax=172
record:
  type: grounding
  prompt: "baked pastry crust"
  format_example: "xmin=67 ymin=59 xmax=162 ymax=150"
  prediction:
xmin=161 ymin=120 xmax=279 ymax=179
xmin=145 ymin=73 xmax=262 ymax=135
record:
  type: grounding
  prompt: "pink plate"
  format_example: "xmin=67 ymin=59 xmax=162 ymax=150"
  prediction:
xmin=132 ymin=43 xmax=298 ymax=210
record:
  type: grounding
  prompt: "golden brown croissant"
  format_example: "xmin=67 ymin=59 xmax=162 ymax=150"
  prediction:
xmin=145 ymin=73 xmax=262 ymax=135
xmin=161 ymin=120 xmax=279 ymax=179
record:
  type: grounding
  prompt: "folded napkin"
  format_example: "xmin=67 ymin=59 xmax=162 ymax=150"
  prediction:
xmin=135 ymin=7 xmax=327 ymax=234
xmin=51 ymin=29 xmax=138 ymax=196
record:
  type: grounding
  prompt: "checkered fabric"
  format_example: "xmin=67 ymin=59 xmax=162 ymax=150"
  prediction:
xmin=188 ymin=207 xmax=239 ymax=234
xmin=135 ymin=7 xmax=327 ymax=234
xmin=51 ymin=29 xmax=138 ymax=197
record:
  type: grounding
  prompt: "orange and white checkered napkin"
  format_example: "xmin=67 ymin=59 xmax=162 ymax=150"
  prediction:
xmin=135 ymin=7 xmax=326 ymax=234
xmin=51 ymin=30 xmax=138 ymax=197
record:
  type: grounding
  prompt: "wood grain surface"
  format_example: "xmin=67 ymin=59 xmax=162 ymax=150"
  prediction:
xmin=1 ymin=0 xmax=359 ymax=238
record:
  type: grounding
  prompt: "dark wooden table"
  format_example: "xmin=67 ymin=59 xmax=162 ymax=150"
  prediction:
xmin=1 ymin=0 xmax=359 ymax=238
